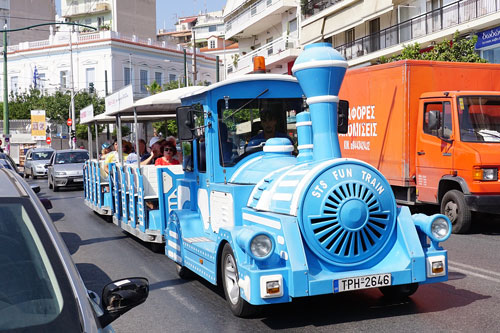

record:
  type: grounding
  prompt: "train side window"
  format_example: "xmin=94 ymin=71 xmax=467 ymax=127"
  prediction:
xmin=181 ymin=142 xmax=193 ymax=172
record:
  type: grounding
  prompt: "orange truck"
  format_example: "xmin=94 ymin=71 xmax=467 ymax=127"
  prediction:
xmin=338 ymin=60 xmax=500 ymax=233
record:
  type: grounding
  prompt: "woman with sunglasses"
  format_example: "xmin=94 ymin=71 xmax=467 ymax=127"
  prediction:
xmin=155 ymin=141 xmax=180 ymax=166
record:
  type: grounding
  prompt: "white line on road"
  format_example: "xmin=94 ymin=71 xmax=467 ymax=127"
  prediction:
xmin=449 ymin=261 xmax=500 ymax=284
xmin=449 ymin=260 xmax=500 ymax=278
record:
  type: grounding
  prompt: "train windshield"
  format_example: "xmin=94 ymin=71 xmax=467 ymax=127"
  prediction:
xmin=217 ymin=98 xmax=303 ymax=166
xmin=458 ymin=96 xmax=500 ymax=142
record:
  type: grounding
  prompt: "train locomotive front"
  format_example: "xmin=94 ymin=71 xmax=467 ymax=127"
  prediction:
xmin=169 ymin=43 xmax=451 ymax=317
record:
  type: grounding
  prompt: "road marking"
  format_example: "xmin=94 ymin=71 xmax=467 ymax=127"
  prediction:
xmin=449 ymin=260 xmax=500 ymax=284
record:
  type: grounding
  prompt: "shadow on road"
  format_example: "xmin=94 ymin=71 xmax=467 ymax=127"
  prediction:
xmin=49 ymin=212 xmax=65 ymax=222
xmin=76 ymin=262 xmax=113 ymax=293
xmin=253 ymin=283 xmax=490 ymax=329
xmin=60 ymin=231 xmax=128 ymax=255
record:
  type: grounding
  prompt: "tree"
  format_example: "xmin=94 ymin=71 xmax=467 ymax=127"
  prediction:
xmin=379 ymin=31 xmax=487 ymax=64
xmin=145 ymin=80 xmax=163 ymax=95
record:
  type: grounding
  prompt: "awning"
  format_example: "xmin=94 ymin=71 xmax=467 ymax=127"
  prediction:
xmin=301 ymin=17 xmax=325 ymax=45
xmin=106 ymin=86 xmax=205 ymax=117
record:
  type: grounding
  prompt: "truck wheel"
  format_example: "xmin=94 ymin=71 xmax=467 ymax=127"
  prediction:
xmin=379 ymin=283 xmax=418 ymax=300
xmin=441 ymin=190 xmax=471 ymax=234
xmin=221 ymin=243 xmax=256 ymax=317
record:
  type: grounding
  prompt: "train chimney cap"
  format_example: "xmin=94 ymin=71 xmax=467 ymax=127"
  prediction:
xmin=253 ymin=56 xmax=266 ymax=73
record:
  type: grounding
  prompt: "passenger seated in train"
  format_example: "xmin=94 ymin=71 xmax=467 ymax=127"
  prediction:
xmin=155 ymin=141 xmax=180 ymax=166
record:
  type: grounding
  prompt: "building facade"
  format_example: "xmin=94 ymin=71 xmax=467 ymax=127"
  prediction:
xmin=0 ymin=0 xmax=56 ymax=46
xmin=2 ymin=30 xmax=219 ymax=102
xmin=300 ymin=0 xmax=500 ymax=67
xmin=61 ymin=0 xmax=156 ymax=39
xmin=223 ymin=0 xmax=302 ymax=76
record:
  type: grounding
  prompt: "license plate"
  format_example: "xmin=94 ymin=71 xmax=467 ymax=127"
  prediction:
xmin=334 ymin=273 xmax=391 ymax=293
xmin=73 ymin=178 xmax=83 ymax=182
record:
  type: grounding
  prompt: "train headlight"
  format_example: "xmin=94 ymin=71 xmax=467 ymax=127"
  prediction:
xmin=431 ymin=217 xmax=450 ymax=241
xmin=236 ymin=229 xmax=275 ymax=261
xmin=250 ymin=234 xmax=273 ymax=258
xmin=412 ymin=213 xmax=452 ymax=244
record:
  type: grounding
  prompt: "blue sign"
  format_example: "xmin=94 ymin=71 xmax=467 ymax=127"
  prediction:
xmin=476 ymin=26 xmax=500 ymax=49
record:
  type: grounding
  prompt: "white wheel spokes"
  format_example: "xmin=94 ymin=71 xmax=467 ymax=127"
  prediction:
xmin=224 ymin=254 xmax=240 ymax=304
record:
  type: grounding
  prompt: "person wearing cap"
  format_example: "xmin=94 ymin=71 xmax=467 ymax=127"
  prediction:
xmin=141 ymin=137 xmax=164 ymax=165
xmin=100 ymin=142 xmax=112 ymax=160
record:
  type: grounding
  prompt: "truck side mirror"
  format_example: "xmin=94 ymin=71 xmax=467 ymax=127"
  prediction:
xmin=338 ymin=100 xmax=349 ymax=134
xmin=428 ymin=110 xmax=440 ymax=130
xmin=176 ymin=106 xmax=195 ymax=141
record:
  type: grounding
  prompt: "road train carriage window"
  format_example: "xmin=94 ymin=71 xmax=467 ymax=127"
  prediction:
xmin=457 ymin=96 xmax=500 ymax=142
xmin=218 ymin=98 xmax=303 ymax=166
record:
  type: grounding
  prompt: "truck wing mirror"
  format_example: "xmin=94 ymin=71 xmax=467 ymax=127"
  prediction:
xmin=428 ymin=110 xmax=440 ymax=130
xmin=176 ymin=106 xmax=195 ymax=141
xmin=338 ymin=100 xmax=349 ymax=134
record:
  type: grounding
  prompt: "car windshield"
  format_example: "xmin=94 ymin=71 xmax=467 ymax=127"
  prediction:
xmin=0 ymin=198 xmax=81 ymax=331
xmin=55 ymin=151 xmax=89 ymax=164
xmin=458 ymin=96 xmax=500 ymax=142
xmin=217 ymin=98 xmax=303 ymax=166
xmin=32 ymin=151 xmax=53 ymax=160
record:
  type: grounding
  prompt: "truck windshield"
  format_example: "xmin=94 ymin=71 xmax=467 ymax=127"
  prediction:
xmin=217 ymin=98 xmax=303 ymax=166
xmin=458 ymin=96 xmax=500 ymax=142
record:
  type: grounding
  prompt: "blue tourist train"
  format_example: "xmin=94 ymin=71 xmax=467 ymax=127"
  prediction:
xmin=83 ymin=43 xmax=451 ymax=317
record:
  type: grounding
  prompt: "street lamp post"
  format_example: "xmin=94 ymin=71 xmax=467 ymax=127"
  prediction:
xmin=1 ymin=22 xmax=96 ymax=155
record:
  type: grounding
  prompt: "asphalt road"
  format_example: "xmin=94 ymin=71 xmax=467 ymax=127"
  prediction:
xmin=31 ymin=178 xmax=500 ymax=332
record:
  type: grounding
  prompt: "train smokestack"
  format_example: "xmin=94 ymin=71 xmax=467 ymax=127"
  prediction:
xmin=292 ymin=43 xmax=347 ymax=161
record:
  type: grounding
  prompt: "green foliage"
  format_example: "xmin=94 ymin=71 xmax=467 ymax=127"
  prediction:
xmin=145 ymin=80 xmax=163 ymax=95
xmin=112 ymin=125 xmax=131 ymax=138
xmin=379 ymin=31 xmax=487 ymax=64
xmin=0 ymin=88 xmax=105 ymax=140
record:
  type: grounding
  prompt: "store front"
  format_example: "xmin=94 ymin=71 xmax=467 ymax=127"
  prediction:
xmin=476 ymin=26 xmax=500 ymax=63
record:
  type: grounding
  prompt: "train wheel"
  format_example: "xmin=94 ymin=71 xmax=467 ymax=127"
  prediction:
xmin=441 ymin=190 xmax=471 ymax=234
xmin=379 ymin=283 xmax=418 ymax=300
xmin=175 ymin=264 xmax=193 ymax=279
xmin=221 ymin=243 xmax=256 ymax=317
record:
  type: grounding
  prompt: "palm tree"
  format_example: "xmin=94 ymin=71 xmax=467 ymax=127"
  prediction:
xmin=145 ymin=80 xmax=163 ymax=95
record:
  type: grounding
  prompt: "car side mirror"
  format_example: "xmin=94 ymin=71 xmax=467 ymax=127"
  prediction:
xmin=428 ymin=110 xmax=440 ymax=130
xmin=338 ymin=99 xmax=349 ymax=134
xmin=40 ymin=198 xmax=53 ymax=210
xmin=176 ymin=106 xmax=195 ymax=141
xmin=30 ymin=184 xmax=41 ymax=193
xmin=98 ymin=277 xmax=149 ymax=328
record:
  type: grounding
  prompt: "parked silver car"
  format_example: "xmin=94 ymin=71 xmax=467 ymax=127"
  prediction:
xmin=47 ymin=149 xmax=89 ymax=191
xmin=24 ymin=148 xmax=54 ymax=179
xmin=0 ymin=168 xmax=149 ymax=331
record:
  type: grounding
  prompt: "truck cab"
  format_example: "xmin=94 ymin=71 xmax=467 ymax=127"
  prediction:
xmin=416 ymin=91 xmax=500 ymax=232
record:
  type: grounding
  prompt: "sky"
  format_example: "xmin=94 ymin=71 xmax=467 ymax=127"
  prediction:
xmin=55 ymin=0 xmax=228 ymax=31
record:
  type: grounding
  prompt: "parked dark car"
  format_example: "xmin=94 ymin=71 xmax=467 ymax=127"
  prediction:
xmin=0 ymin=168 xmax=149 ymax=331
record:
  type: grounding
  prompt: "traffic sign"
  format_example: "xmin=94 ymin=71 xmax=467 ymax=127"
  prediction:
xmin=67 ymin=118 xmax=73 ymax=126
xmin=46 ymin=137 xmax=52 ymax=145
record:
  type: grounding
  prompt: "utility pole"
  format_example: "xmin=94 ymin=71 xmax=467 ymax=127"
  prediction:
xmin=69 ymin=27 xmax=76 ymax=149
xmin=2 ymin=24 xmax=9 ymax=154
xmin=192 ymin=30 xmax=197 ymax=85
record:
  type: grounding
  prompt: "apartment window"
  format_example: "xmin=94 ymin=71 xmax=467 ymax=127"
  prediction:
xmin=209 ymin=25 xmax=216 ymax=32
xmin=155 ymin=72 xmax=162 ymax=86
xmin=10 ymin=76 xmax=18 ymax=92
xmin=124 ymin=67 xmax=131 ymax=86
xmin=140 ymin=70 xmax=148 ymax=92
xmin=86 ymin=68 xmax=95 ymax=90
xmin=289 ymin=18 xmax=297 ymax=34
xmin=210 ymin=40 xmax=216 ymax=49
xmin=345 ymin=28 xmax=355 ymax=44
xmin=38 ymin=73 xmax=46 ymax=90
xmin=98 ymin=16 xmax=105 ymax=27
xmin=369 ymin=18 xmax=380 ymax=52
xmin=85 ymin=18 xmax=92 ymax=25
xmin=266 ymin=37 xmax=273 ymax=56
xmin=251 ymin=4 xmax=257 ymax=16
xmin=169 ymin=74 xmax=177 ymax=82
xmin=267 ymin=0 xmax=272 ymax=6
xmin=60 ymin=71 xmax=68 ymax=88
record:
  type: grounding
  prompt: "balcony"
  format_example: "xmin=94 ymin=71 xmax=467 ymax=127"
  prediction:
xmin=225 ymin=0 xmax=297 ymax=39
xmin=335 ymin=0 xmax=500 ymax=62
xmin=63 ymin=0 xmax=111 ymax=17
xmin=229 ymin=35 xmax=300 ymax=75
xmin=301 ymin=0 xmax=345 ymax=19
